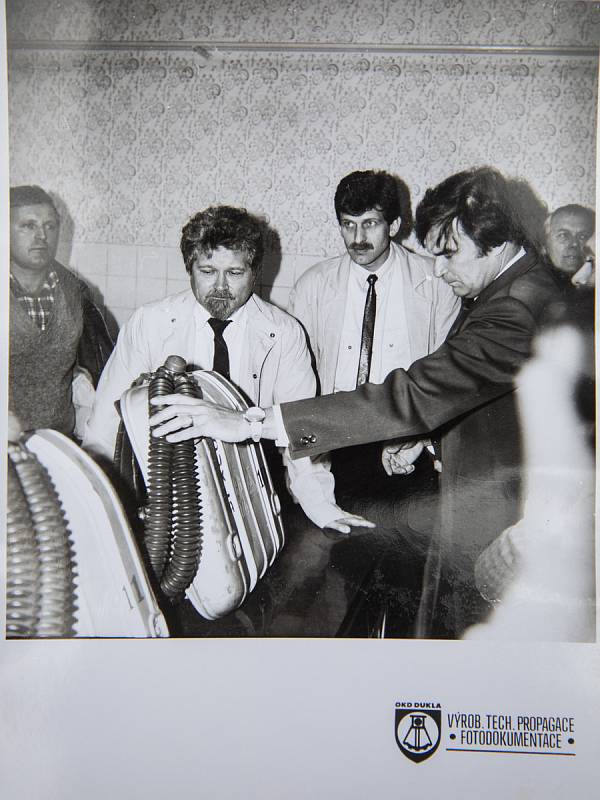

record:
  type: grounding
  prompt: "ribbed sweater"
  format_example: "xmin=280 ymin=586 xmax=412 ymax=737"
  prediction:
xmin=9 ymin=263 xmax=84 ymax=435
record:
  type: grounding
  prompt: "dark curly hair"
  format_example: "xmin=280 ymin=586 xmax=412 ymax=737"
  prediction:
xmin=415 ymin=167 xmax=530 ymax=255
xmin=334 ymin=170 xmax=412 ymax=238
xmin=180 ymin=205 xmax=264 ymax=274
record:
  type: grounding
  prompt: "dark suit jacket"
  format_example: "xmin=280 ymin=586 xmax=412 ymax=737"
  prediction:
xmin=280 ymin=251 xmax=563 ymax=635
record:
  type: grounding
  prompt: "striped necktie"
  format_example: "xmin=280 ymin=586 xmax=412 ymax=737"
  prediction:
xmin=356 ymin=273 xmax=378 ymax=386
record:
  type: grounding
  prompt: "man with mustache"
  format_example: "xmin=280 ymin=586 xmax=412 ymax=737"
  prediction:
xmin=9 ymin=185 xmax=112 ymax=439
xmin=288 ymin=170 xmax=459 ymax=507
xmin=84 ymin=205 xmax=371 ymax=533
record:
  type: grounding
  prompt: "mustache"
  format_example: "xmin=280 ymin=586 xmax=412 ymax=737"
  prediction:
xmin=207 ymin=291 xmax=235 ymax=300
xmin=350 ymin=243 xmax=373 ymax=252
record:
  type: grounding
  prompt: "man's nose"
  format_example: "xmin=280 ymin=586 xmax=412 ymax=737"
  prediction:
xmin=215 ymin=271 xmax=228 ymax=289
xmin=354 ymin=225 xmax=366 ymax=243
xmin=434 ymin=257 xmax=448 ymax=277
xmin=34 ymin=225 xmax=47 ymax=242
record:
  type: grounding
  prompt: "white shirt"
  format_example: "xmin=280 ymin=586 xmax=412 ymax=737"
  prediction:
xmin=334 ymin=250 xmax=413 ymax=391
xmin=84 ymin=290 xmax=343 ymax=528
xmin=498 ymin=247 xmax=526 ymax=280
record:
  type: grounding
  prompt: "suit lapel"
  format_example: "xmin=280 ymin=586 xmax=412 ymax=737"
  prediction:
xmin=476 ymin=250 xmax=537 ymax=305
xmin=394 ymin=243 xmax=431 ymax=360
xmin=447 ymin=251 xmax=537 ymax=338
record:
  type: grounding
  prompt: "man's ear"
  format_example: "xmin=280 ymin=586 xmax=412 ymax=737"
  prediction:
xmin=389 ymin=217 xmax=401 ymax=238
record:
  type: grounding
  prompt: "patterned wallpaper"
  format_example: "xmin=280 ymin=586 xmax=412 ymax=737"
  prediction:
xmin=7 ymin=0 xmax=600 ymax=47
xmin=6 ymin=2 xmax=598 ymax=322
xmin=8 ymin=48 xmax=597 ymax=252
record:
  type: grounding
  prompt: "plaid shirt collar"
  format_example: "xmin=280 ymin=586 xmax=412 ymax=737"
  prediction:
xmin=10 ymin=269 xmax=60 ymax=331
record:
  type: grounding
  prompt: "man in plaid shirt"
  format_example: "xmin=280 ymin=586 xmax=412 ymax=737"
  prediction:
xmin=10 ymin=264 xmax=60 ymax=331
xmin=9 ymin=185 xmax=113 ymax=438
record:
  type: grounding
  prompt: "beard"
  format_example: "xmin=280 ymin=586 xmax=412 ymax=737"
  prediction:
xmin=205 ymin=292 xmax=235 ymax=319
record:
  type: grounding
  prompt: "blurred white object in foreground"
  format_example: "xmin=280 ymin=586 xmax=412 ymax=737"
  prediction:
xmin=466 ymin=324 xmax=595 ymax=642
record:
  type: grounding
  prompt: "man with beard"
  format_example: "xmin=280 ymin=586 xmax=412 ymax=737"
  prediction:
xmin=84 ymin=205 xmax=371 ymax=533
xmin=288 ymin=170 xmax=459 ymax=506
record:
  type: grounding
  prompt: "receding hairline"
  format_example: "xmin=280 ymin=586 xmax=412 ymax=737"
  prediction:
xmin=548 ymin=205 xmax=595 ymax=230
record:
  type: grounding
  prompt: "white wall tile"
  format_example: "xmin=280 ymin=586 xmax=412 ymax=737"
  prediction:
xmin=105 ymin=275 xmax=137 ymax=308
xmin=167 ymin=247 xmax=186 ymax=279
xmin=136 ymin=277 xmax=168 ymax=307
xmin=166 ymin=278 xmax=191 ymax=296
xmin=261 ymin=284 xmax=292 ymax=311
xmin=70 ymin=243 xmax=108 ymax=276
xmin=107 ymin=244 xmax=137 ymax=277
xmin=137 ymin=246 xmax=168 ymax=280
xmin=110 ymin=306 xmax=135 ymax=329
xmin=292 ymin=252 xmax=330 ymax=283
xmin=266 ymin=253 xmax=296 ymax=289
xmin=261 ymin=252 xmax=327 ymax=290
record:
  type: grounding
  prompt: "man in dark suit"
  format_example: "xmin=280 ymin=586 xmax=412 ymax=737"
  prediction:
xmin=148 ymin=167 xmax=564 ymax=638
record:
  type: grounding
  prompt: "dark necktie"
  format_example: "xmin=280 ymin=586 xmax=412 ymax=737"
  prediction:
xmin=448 ymin=297 xmax=475 ymax=338
xmin=208 ymin=318 xmax=232 ymax=379
xmin=356 ymin=273 xmax=378 ymax=386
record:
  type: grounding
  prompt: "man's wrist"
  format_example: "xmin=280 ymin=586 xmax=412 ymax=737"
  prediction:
xmin=243 ymin=407 xmax=266 ymax=442
xmin=237 ymin=406 xmax=280 ymax=443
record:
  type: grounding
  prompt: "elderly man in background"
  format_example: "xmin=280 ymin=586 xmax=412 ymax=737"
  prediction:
xmin=545 ymin=203 xmax=595 ymax=287
xmin=288 ymin=169 xmax=459 ymax=508
xmin=150 ymin=169 xmax=564 ymax=638
xmin=9 ymin=185 xmax=113 ymax=439
xmin=84 ymin=205 xmax=371 ymax=535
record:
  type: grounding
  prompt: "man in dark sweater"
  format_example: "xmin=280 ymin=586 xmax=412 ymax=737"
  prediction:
xmin=9 ymin=185 xmax=113 ymax=438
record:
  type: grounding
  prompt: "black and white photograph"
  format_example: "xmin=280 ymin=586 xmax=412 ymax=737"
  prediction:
xmin=1 ymin=1 xmax=598 ymax=797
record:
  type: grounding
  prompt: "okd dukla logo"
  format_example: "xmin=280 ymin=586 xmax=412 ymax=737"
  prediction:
xmin=395 ymin=702 xmax=442 ymax=763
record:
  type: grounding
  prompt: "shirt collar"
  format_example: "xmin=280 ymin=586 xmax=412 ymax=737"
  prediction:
xmin=472 ymin=247 xmax=526 ymax=301
xmin=10 ymin=269 xmax=59 ymax=297
xmin=497 ymin=246 xmax=526 ymax=280
xmin=349 ymin=245 xmax=394 ymax=285
xmin=195 ymin=296 xmax=249 ymax=328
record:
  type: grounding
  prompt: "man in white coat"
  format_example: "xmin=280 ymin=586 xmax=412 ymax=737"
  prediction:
xmin=288 ymin=170 xmax=460 ymax=503
xmin=84 ymin=205 xmax=372 ymax=534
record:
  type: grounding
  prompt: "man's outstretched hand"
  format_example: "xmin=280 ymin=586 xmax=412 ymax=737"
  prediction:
xmin=323 ymin=511 xmax=375 ymax=535
xmin=149 ymin=394 xmax=249 ymax=442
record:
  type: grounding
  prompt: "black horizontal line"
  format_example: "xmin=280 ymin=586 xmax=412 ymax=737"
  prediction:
xmin=446 ymin=748 xmax=575 ymax=756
